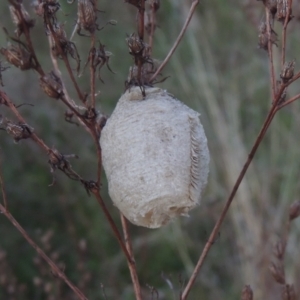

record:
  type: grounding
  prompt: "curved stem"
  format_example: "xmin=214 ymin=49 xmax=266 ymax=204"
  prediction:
xmin=121 ymin=214 xmax=142 ymax=300
xmin=149 ymin=0 xmax=199 ymax=83
xmin=181 ymin=103 xmax=278 ymax=300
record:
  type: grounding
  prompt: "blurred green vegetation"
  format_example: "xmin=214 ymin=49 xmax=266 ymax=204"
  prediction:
xmin=0 ymin=0 xmax=300 ymax=299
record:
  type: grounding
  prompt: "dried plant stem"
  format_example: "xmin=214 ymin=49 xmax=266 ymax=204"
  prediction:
xmin=90 ymin=33 xmax=96 ymax=108
xmin=148 ymin=3 xmax=156 ymax=55
xmin=46 ymin=19 xmax=86 ymax=104
xmin=138 ymin=0 xmax=146 ymax=41
xmin=181 ymin=93 xmax=288 ymax=299
xmin=120 ymin=214 xmax=142 ymax=300
xmin=281 ymin=0 xmax=293 ymax=68
xmin=8 ymin=0 xmax=44 ymax=76
xmin=92 ymin=192 xmax=133 ymax=263
xmin=150 ymin=0 xmax=199 ymax=83
xmin=0 ymin=159 xmax=8 ymax=210
xmin=266 ymin=7 xmax=276 ymax=101
xmin=278 ymin=92 xmax=300 ymax=109
xmin=0 ymin=203 xmax=88 ymax=300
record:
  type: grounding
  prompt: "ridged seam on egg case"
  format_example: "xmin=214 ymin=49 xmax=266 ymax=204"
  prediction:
xmin=188 ymin=115 xmax=201 ymax=203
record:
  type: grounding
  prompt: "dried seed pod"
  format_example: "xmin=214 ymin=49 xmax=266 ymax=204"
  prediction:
xmin=0 ymin=44 xmax=33 ymax=70
xmin=9 ymin=4 xmax=35 ymax=36
xmin=77 ymin=0 xmax=97 ymax=34
xmin=258 ymin=22 xmax=278 ymax=51
xmin=5 ymin=121 xmax=33 ymax=142
xmin=269 ymin=261 xmax=285 ymax=284
xmin=241 ymin=285 xmax=253 ymax=300
xmin=127 ymin=33 xmax=145 ymax=55
xmin=277 ymin=0 xmax=293 ymax=23
xmin=40 ymin=71 xmax=63 ymax=99
xmin=100 ymin=87 xmax=210 ymax=228
xmin=280 ymin=60 xmax=295 ymax=83
xmin=289 ymin=200 xmax=300 ymax=220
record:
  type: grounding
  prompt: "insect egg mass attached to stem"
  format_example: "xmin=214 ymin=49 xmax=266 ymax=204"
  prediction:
xmin=100 ymin=87 xmax=210 ymax=228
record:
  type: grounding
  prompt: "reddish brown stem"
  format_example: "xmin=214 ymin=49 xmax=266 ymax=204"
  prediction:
xmin=138 ymin=0 xmax=146 ymax=40
xmin=278 ymin=92 xmax=300 ymax=109
xmin=92 ymin=192 xmax=133 ymax=263
xmin=46 ymin=18 xmax=86 ymax=104
xmin=0 ymin=159 xmax=8 ymax=210
xmin=281 ymin=0 xmax=293 ymax=68
xmin=181 ymin=103 xmax=278 ymax=300
xmin=90 ymin=34 xmax=96 ymax=108
xmin=0 ymin=203 xmax=88 ymax=300
xmin=120 ymin=214 xmax=142 ymax=300
xmin=150 ymin=0 xmax=199 ymax=83
xmin=148 ymin=3 xmax=156 ymax=55
xmin=266 ymin=7 xmax=276 ymax=101
xmin=8 ymin=0 xmax=45 ymax=76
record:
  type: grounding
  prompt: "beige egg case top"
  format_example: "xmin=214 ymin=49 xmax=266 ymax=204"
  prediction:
xmin=100 ymin=87 xmax=210 ymax=228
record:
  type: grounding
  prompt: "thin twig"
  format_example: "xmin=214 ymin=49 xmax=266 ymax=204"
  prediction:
xmin=8 ymin=0 xmax=45 ymax=76
xmin=281 ymin=0 xmax=293 ymax=68
xmin=278 ymin=92 xmax=300 ymax=109
xmin=120 ymin=214 xmax=142 ymax=300
xmin=148 ymin=2 xmax=156 ymax=55
xmin=149 ymin=0 xmax=199 ymax=83
xmin=0 ymin=203 xmax=88 ymax=300
xmin=0 ymin=157 xmax=8 ymax=210
xmin=92 ymin=191 xmax=133 ymax=263
xmin=46 ymin=17 xmax=86 ymax=104
xmin=181 ymin=103 xmax=278 ymax=300
xmin=90 ymin=34 xmax=96 ymax=108
xmin=266 ymin=7 xmax=276 ymax=101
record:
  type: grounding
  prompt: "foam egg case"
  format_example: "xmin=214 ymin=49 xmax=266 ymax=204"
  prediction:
xmin=100 ymin=87 xmax=209 ymax=228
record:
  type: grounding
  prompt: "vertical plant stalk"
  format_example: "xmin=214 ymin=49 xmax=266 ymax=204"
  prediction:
xmin=0 ymin=201 xmax=88 ymax=300
xmin=90 ymin=33 xmax=96 ymax=108
xmin=148 ymin=2 xmax=156 ymax=55
xmin=0 ymin=159 xmax=8 ymax=210
xmin=281 ymin=0 xmax=293 ymax=68
xmin=149 ymin=0 xmax=199 ymax=83
xmin=181 ymin=102 xmax=278 ymax=300
xmin=137 ymin=0 xmax=146 ymax=82
xmin=181 ymin=4 xmax=300 ymax=297
xmin=92 ymin=192 xmax=133 ymax=263
xmin=121 ymin=214 xmax=142 ymax=300
xmin=265 ymin=7 xmax=276 ymax=101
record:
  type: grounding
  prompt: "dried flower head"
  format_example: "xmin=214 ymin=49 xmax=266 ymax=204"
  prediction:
xmin=241 ymin=285 xmax=253 ymax=300
xmin=5 ymin=120 xmax=33 ymax=142
xmin=33 ymin=0 xmax=60 ymax=19
xmin=280 ymin=60 xmax=295 ymax=83
xmin=9 ymin=4 xmax=35 ymax=36
xmin=0 ymin=44 xmax=33 ymax=70
xmin=40 ymin=71 xmax=63 ymax=99
xmin=77 ymin=0 xmax=97 ymax=35
xmin=258 ymin=22 xmax=278 ymax=51
xmin=277 ymin=0 xmax=293 ymax=23
xmin=289 ymin=200 xmax=300 ymax=220
xmin=50 ymin=23 xmax=80 ymax=72
xmin=126 ymin=33 xmax=145 ymax=56
xmin=81 ymin=43 xmax=113 ymax=82
xmin=269 ymin=261 xmax=285 ymax=284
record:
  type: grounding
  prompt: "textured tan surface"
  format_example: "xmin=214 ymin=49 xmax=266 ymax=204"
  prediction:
xmin=100 ymin=87 xmax=209 ymax=228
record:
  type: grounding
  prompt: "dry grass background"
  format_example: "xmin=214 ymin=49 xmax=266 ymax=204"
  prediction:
xmin=0 ymin=0 xmax=300 ymax=299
